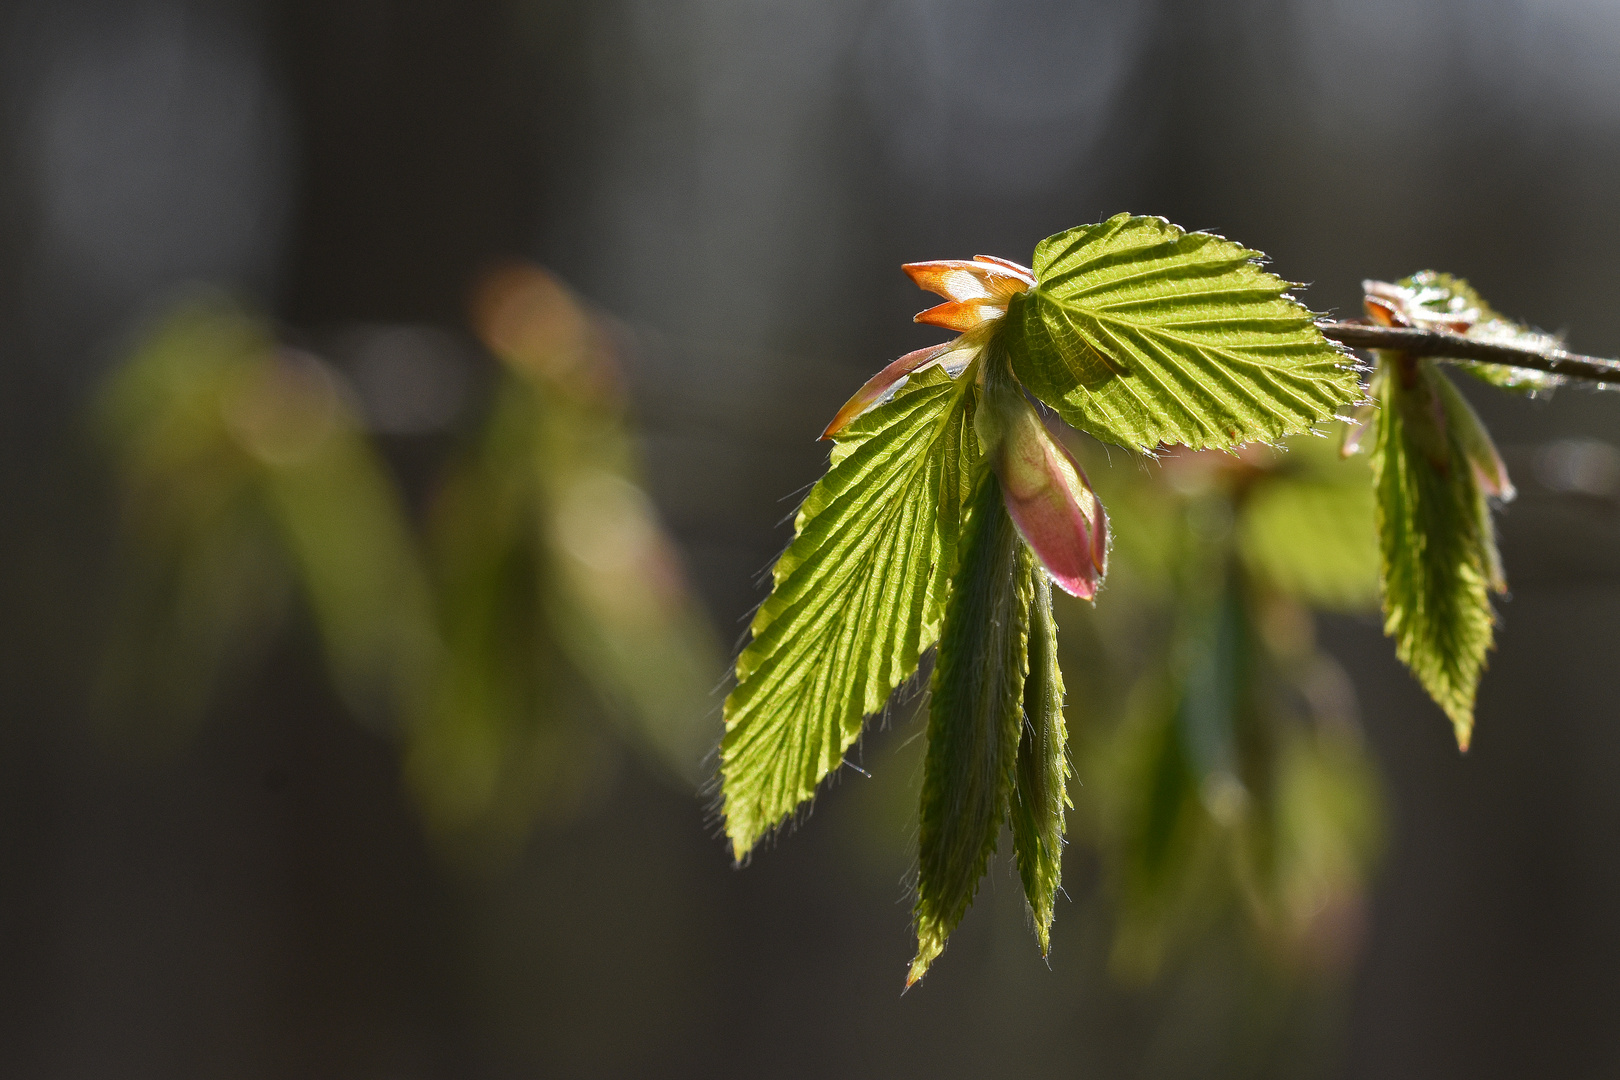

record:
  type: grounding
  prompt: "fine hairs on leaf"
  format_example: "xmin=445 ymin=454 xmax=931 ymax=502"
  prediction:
xmin=910 ymin=467 xmax=1035 ymax=985
xmin=1010 ymin=572 xmax=1070 ymax=955
xmin=1370 ymin=354 xmax=1505 ymax=750
xmin=718 ymin=212 xmax=1620 ymax=986
xmin=721 ymin=364 xmax=978 ymax=858
xmin=1007 ymin=214 xmax=1361 ymax=452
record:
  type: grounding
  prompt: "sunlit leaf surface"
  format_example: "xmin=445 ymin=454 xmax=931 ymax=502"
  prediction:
xmin=721 ymin=365 xmax=978 ymax=860
xmin=1371 ymin=357 xmax=1505 ymax=749
xmin=1008 ymin=214 xmax=1361 ymax=451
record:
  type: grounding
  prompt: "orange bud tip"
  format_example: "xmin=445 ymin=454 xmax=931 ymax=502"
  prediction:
xmin=1364 ymin=294 xmax=1408 ymax=328
xmin=914 ymin=299 xmax=1005 ymax=333
xmin=903 ymin=259 xmax=1033 ymax=305
xmin=971 ymin=255 xmax=1036 ymax=285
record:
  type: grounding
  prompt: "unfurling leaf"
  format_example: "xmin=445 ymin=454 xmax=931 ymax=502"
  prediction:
xmin=1005 ymin=214 xmax=1361 ymax=451
xmin=1365 ymin=271 xmax=1564 ymax=395
xmin=1010 ymin=573 xmax=1070 ymax=955
xmin=911 ymin=468 xmax=1034 ymax=985
xmin=722 ymin=365 xmax=978 ymax=859
xmin=1371 ymin=355 xmax=1508 ymax=749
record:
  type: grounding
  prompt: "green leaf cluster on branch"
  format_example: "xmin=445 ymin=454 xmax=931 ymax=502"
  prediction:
xmin=722 ymin=214 xmax=1616 ymax=984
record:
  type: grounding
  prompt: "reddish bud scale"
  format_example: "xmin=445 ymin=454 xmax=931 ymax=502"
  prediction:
xmin=979 ymin=358 xmax=1108 ymax=599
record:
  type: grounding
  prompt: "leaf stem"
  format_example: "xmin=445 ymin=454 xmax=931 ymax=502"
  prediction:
xmin=1318 ymin=321 xmax=1620 ymax=384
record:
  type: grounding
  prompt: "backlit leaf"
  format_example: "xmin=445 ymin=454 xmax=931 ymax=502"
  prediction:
xmin=721 ymin=365 xmax=978 ymax=859
xmin=1006 ymin=214 xmax=1361 ymax=451
xmin=911 ymin=470 xmax=1034 ymax=985
xmin=1371 ymin=356 xmax=1505 ymax=749
xmin=1374 ymin=271 xmax=1563 ymax=394
xmin=1010 ymin=573 xmax=1070 ymax=955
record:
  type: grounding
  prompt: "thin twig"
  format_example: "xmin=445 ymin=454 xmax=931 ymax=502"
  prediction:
xmin=1317 ymin=321 xmax=1620 ymax=384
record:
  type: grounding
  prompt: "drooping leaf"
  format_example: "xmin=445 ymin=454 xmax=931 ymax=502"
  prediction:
xmin=1010 ymin=573 xmax=1070 ymax=955
xmin=406 ymin=380 xmax=602 ymax=840
xmin=911 ymin=469 xmax=1034 ymax=985
xmin=722 ymin=365 xmax=978 ymax=859
xmin=1371 ymin=355 xmax=1504 ymax=749
xmin=248 ymin=354 xmax=440 ymax=721
xmin=1373 ymin=271 xmax=1563 ymax=394
xmin=1005 ymin=214 xmax=1361 ymax=451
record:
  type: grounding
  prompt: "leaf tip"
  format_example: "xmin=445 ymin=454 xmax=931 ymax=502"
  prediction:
xmin=906 ymin=932 xmax=944 ymax=988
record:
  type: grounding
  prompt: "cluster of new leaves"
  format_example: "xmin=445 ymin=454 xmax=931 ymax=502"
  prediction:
xmin=721 ymin=215 xmax=1362 ymax=983
xmin=723 ymin=214 xmax=1608 ymax=985
xmin=1349 ymin=272 xmax=1557 ymax=749
xmin=99 ymin=271 xmax=721 ymax=852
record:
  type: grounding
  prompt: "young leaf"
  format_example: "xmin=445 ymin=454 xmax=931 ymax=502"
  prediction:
xmin=910 ymin=469 xmax=1034 ymax=985
xmin=1371 ymin=356 xmax=1506 ymax=749
xmin=722 ymin=365 xmax=978 ymax=859
xmin=1368 ymin=271 xmax=1563 ymax=394
xmin=1006 ymin=214 xmax=1361 ymax=451
xmin=1010 ymin=573 xmax=1070 ymax=955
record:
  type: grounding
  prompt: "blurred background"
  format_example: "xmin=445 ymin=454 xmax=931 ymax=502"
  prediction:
xmin=4 ymin=0 xmax=1620 ymax=1076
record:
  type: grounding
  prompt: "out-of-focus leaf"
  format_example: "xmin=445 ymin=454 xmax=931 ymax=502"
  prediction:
xmin=1103 ymin=682 xmax=1208 ymax=979
xmin=1010 ymin=573 xmax=1070 ymax=955
xmin=721 ymin=363 xmax=978 ymax=861
xmin=1369 ymin=271 xmax=1563 ymax=394
xmin=1266 ymin=722 xmax=1383 ymax=967
xmin=406 ymin=382 xmax=599 ymax=838
xmin=1371 ymin=356 xmax=1503 ymax=749
xmin=239 ymin=354 xmax=439 ymax=718
xmin=911 ymin=470 xmax=1033 ymax=985
xmin=408 ymin=266 xmax=723 ymax=840
xmin=1238 ymin=462 xmax=1378 ymax=611
xmin=99 ymin=295 xmax=435 ymax=732
xmin=1007 ymin=214 xmax=1361 ymax=451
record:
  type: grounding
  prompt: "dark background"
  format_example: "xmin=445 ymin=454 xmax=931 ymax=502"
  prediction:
xmin=3 ymin=0 xmax=1620 ymax=1076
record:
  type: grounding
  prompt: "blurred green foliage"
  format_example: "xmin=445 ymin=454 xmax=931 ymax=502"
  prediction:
xmin=97 ymin=294 xmax=436 ymax=734
xmin=1069 ymin=433 xmax=1385 ymax=979
xmin=98 ymin=271 xmax=724 ymax=854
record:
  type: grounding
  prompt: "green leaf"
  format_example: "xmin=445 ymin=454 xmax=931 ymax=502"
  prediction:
xmin=721 ymin=365 xmax=978 ymax=859
xmin=1387 ymin=271 xmax=1563 ymax=394
xmin=1010 ymin=573 xmax=1070 ymax=955
xmin=910 ymin=469 xmax=1034 ymax=985
xmin=97 ymin=296 xmax=435 ymax=732
xmin=1371 ymin=356 xmax=1504 ymax=749
xmin=1006 ymin=214 xmax=1361 ymax=451
xmin=1238 ymin=443 xmax=1378 ymax=611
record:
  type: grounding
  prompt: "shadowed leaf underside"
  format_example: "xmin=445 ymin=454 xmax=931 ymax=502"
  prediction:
xmin=911 ymin=470 xmax=1034 ymax=984
xmin=1010 ymin=573 xmax=1070 ymax=954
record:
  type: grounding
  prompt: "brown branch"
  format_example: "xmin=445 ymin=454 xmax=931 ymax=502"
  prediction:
xmin=1317 ymin=321 xmax=1620 ymax=384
